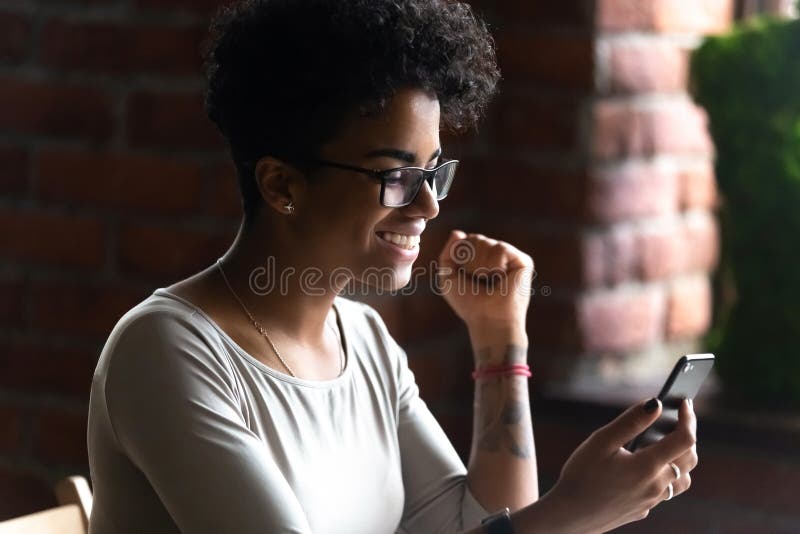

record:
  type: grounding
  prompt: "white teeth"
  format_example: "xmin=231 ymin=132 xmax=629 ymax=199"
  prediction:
xmin=379 ymin=231 xmax=420 ymax=250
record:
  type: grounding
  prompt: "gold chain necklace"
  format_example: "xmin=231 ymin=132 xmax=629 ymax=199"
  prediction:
xmin=216 ymin=259 xmax=344 ymax=378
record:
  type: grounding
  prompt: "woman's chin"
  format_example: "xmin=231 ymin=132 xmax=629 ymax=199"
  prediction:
xmin=355 ymin=263 xmax=415 ymax=293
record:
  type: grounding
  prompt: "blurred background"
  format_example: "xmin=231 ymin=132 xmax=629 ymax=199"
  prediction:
xmin=1 ymin=0 xmax=799 ymax=531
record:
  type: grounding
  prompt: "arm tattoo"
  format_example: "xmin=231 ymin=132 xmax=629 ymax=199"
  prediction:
xmin=473 ymin=344 xmax=534 ymax=458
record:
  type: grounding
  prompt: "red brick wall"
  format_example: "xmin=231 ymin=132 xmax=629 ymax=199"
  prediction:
xmin=0 ymin=0 xmax=239 ymax=518
xmin=418 ymin=0 xmax=725 ymax=410
xmin=0 ymin=0 xmax=726 ymax=521
xmin=525 ymin=0 xmax=726 ymax=394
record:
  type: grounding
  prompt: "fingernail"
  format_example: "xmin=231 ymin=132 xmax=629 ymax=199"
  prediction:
xmin=644 ymin=398 xmax=659 ymax=413
xmin=688 ymin=398 xmax=694 ymax=409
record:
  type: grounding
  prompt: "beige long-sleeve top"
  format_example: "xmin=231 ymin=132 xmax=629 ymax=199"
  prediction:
xmin=87 ymin=289 xmax=489 ymax=533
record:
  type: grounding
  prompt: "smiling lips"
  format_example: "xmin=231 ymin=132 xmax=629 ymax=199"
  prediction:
xmin=377 ymin=231 xmax=420 ymax=250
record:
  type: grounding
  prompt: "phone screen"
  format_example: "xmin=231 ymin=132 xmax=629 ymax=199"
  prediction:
xmin=624 ymin=354 xmax=715 ymax=452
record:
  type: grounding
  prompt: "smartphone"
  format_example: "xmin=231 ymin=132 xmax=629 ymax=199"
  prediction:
xmin=624 ymin=354 xmax=715 ymax=452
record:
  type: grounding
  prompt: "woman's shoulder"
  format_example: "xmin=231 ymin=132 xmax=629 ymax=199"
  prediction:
xmin=96 ymin=289 xmax=233 ymax=380
xmin=108 ymin=289 xmax=214 ymax=344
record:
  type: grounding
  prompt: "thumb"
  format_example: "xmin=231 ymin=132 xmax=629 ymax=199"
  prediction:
xmin=437 ymin=229 xmax=468 ymax=271
xmin=595 ymin=398 xmax=662 ymax=455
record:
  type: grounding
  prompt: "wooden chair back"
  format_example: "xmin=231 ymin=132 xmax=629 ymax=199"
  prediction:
xmin=0 ymin=475 xmax=92 ymax=534
xmin=0 ymin=505 xmax=85 ymax=534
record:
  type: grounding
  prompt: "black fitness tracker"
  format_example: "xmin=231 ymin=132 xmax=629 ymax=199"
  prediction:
xmin=480 ymin=507 xmax=514 ymax=533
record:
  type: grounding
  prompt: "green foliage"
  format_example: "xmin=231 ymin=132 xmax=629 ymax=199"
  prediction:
xmin=691 ymin=16 xmax=800 ymax=408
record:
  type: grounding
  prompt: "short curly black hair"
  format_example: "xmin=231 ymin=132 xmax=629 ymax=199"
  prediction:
xmin=203 ymin=0 xmax=500 ymax=226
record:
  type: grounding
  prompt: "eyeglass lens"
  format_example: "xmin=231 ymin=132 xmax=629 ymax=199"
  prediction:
xmin=383 ymin=161 xmax=458 ymax=207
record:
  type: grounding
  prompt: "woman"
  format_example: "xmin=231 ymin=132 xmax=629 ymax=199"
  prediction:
xmin=87 ymin=0 xmax=699 ymax=532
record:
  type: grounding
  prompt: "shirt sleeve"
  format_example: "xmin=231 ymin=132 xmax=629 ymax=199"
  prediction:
xmin=374 ymin=317 xmax=489 ymax=533
xmin=104 ymin=311 xmax=313 ymax=534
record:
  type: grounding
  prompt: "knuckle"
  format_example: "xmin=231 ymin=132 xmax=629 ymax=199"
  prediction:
xmin=522 ymin=253 xmax=534 ymax=267
xmin=675 ymin=473 xmax=691 ymax=494
xmin=588 ymin=428 xmax=605 ymax=444
xmin=644 ymin=458 xmax=663 ymax=476
xmin=681 ymin=429 xmax=697 ymax=448
xmin=647 ymin=481 xmax=665 ymax=500
xmin=638 ymin=508 xmax=650 ymax=520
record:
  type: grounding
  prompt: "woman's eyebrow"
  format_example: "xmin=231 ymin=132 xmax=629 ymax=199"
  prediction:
xmin=364 ymin=147 xmax=442 ymax=164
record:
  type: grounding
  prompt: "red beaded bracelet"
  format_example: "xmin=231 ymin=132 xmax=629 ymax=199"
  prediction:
xmin=471 ymin=363 xmax=531 ymax=380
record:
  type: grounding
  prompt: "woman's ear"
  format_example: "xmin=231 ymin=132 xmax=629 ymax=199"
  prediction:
xmin=254 ymin=156 xmax=307 ymax=215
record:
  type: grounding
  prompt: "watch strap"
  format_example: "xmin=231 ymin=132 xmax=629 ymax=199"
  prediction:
xmin=480 ymin=507 xmax=514 ymax=534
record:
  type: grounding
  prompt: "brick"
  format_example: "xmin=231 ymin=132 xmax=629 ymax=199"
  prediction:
xmin=0 ymin=12 xmax=32 ymax=63
xmin=32 ymin=409 xmax=88 ymax=466
xmin=577 ymin=286 xmax=665 ymax=352
xmin=29 ymin=282 xmax=149 ymax=338
xmin=581 ymin=232 xmax=608 ymax=288
xmin=683 ymin=212 xmax=719 ymax=272
xmin=492 ymin=93 xmax=581 ymax=153
xmin=0 ymin=276 xmax=25 ymax=328
xmin=41 ymin=19 xmax=205 ymax=76
xmin=495 ymin=30 xmax=594 ymax=90
xmin=0 ymin=144 xmax=28 ymax=195
xmin=607 ymin=38 xmax=688 ymax=94
xmin=0 ymin=340 xmax=97 ymax=398
xmin=126 ymin=91 xmax=224 ymax=151
xmin=591 ymin=100 xmax=713 ymax=160
xmin=597 ymin=0 xmax=733 ymax=34
xmin=0 ymin=208 xmax=105 ymax=268
xmin=588 ymin=223 xmax=694 ymax=289
xmin=37 ymin=149 xmax=207 ymax=215
xmin=0 ymin=405 xmax=21 ymax=455
xmin=679 ymin=160 xmax=717 ymax=210
xmin=597 ymin=0 xmax=655 ymax=32
xmin=116 ymin=223 xmax=232 ymax=279
xmin=638 ymin=222 xmax=687 ymax=281
xmin=588 ymin=162 xmax=679 ymax=222
xmin=0 ymin=78 xmax=112 ymax=142
xmin=655 ymin=0 xmax=733 ymax=34
xmin=0 ymin=467 xmax=57 ymax=521
xmin=666 ymin=275 xmax=711 ymax=340
xmin=603 ymin=225 xmax=639 ymax=285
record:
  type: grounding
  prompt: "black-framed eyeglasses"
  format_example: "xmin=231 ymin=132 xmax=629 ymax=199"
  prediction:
xmin=310 ymin=158 xmax=459 ymax=208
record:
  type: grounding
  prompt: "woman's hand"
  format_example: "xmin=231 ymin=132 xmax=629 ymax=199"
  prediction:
xmin=541 ymin=398 xmax=698 ymax=534
xmin=436 ymin=230 xmax=534 ymax=334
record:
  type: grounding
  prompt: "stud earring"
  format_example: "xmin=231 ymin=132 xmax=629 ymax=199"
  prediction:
xmin=284 ymin=201 xmax=295 ymax=214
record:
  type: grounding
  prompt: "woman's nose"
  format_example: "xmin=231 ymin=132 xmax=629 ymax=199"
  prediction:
xmin=406 ymin=179 xmax=439 ymax=220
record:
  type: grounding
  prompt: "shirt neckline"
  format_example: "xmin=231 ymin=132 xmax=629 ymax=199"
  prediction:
xmin=152 ymin=288 xmax=354 ymax=389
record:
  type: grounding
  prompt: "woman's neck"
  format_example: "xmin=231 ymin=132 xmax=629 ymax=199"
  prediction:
xmin=216 ymin=219 xmax=348 ymax=346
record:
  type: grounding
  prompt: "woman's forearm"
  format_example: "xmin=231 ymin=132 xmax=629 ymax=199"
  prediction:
xmin=465 ymin=323 xmax=538 ymax=513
